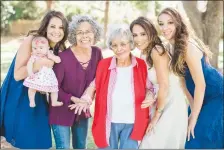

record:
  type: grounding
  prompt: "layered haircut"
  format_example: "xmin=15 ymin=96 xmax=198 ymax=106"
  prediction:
xmin=130 ymin=16 xmax=165 ymax=68
xmin=158 ymin=7 xmax=212 ymax=77
xmin=107 ymin=24 xmax=135 ymax=50
xmin=28 ymin=10 xmax=68 ymax=55
xmin=67 ymin=15 xmax=103 ymax=46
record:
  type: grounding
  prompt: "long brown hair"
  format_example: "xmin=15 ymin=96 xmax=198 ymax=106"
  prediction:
xmin=28 ymin=10 xmax=68 ymax=55
xmin=130 ymin=16 xmax=165 ymax=68
xmin=158 ymin=8 xmax=188 ymax=77
xmin=158 ymin=7 xmax=212 ymax=76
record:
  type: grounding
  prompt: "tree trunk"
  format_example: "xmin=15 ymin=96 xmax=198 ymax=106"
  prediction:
xmin=182 ymin=1 xmax=223 ymax=68
xmin=103 ymin=0 xmax=110 ymax=48
xmin=46 ymin=0 xmax=52 ymax=11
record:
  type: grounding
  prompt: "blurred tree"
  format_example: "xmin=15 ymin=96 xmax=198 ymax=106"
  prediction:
xmin=89 ymin=1 xmax=105 ymax=24
xmin=64 ymin=6 xmax=83 ymax=22
xmin=103 ymin=0 xmax=110 ymax=48
xmin=1 ymin=1 xmax=15 ymax=35
xmin=10 ymin=1 xmax=44 ymax=20
xmin=182 ymin=1 xmax=223 ymax=68
xmin=46 ymin=0 xmax=52 ymax=11
xmin=155 ymin=1 xmax=162 ymax=16
xmin=130 ymin=1 xmax=149 ymax=16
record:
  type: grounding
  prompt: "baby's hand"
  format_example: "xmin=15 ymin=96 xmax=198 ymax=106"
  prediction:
xmin=54 ymin=56 xmax=61 ymax=63
xmin=48 ymin=50 xmax=61 ymax=63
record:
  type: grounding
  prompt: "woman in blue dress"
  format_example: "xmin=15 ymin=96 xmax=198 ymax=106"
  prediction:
xmin=0 ymin=10 xmax=68 ymax=148
xmin=157 ymin=8 xmax=223 ymax=148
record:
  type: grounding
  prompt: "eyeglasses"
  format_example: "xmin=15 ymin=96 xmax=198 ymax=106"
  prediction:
xmin=75 ymin=30 xmax=94 ymax=37
xmin=110 ymin=41 xmax=130 ymax=50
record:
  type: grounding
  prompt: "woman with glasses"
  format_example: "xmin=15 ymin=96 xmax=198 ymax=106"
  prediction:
xmin=49 ymin=15 xmax=103 ymax=149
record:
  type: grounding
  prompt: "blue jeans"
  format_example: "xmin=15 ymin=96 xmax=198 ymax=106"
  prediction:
xmin=51 ymin=118 xmax=89 ymax=149
xmin=100 ymin=123 xmax=138 ymax=149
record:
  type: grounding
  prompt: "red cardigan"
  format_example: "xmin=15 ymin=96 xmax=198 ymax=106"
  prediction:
xmin=92 ymin=57 xmax=150 ymax=148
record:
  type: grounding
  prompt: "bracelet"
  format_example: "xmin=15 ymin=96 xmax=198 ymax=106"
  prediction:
xmin=156 ymin=107 xmax=164 ymax=113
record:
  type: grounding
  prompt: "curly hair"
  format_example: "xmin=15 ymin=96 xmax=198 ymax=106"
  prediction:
xmin=28 ymin=10 xmax=68 ymax=56
xmin=158 ymin=7 xmax=189 ymax=77
xmin=67 ymin=15 xmax=103 ymax=46
xmin=130 ymin=16 xmax=166 ymax=68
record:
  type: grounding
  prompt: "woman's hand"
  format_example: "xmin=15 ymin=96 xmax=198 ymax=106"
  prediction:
xmin=145 ymin=113 xmax=160 ymax=134
xmin=71 ymin=96 xmax=90 ymax=104
xmin=187 ymin=113 xmax=198 ymax=141
xmin=68 ymin=99 xmax=90 ymax=115
xmin=141 ymin=93 xmax=156 ymax=109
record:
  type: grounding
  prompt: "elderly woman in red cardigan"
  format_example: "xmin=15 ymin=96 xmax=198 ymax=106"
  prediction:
xmin=69 ymin=25 xmax=155 ymax=149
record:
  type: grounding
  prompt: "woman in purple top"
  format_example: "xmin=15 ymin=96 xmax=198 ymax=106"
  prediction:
xmin=49 ymin=15 xmax=103 ymax=149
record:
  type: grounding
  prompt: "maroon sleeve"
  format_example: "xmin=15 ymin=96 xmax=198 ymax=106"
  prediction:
xmin=53 ymin=59 xmax=72 ymax=105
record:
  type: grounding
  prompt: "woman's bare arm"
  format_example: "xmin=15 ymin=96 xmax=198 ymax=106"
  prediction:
xmin=185 ymin=42 xmax=206 ymax=120
xmin=14 ymin=35 xmax=33 ymax=81
xmin=152 ymin=47 xmax=170 ymax=117
xmin=26 ymin=57 xmax=35 ymax=76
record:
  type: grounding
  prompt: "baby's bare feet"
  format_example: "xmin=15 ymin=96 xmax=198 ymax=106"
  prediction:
xmin=30 ymin=102 xmax=36 ymax=107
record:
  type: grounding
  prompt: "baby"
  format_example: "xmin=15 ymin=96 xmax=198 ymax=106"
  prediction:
xmin=23 ymin=36 xmax=63 ymax=107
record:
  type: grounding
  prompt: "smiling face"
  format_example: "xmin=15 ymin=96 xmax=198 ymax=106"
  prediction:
xmin=132 ymin=24 xmax=150 ymax=51
xmin=111 ymin=36 xmax=131 ymax=61
xmin=75 ymin=22 xmax=94 ymax=49
xmin=46 ymin=17 xmax=64 ymax=45
xmin=158 ymin=13 xmax=176 ymax=43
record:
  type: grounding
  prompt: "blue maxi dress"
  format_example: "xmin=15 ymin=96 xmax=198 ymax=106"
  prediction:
xmin=0 ymin=56 xmax=52 ymax=148
xmin=184 ymin=48 xmax=223 ymax=148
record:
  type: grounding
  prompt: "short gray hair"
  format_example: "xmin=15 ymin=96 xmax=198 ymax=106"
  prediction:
xmin=68 ymin=15 xmax=103 ymax=45
xmin=107 ymin=24 xmax=135 ymax=50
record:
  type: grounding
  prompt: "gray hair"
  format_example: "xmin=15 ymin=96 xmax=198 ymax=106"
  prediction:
xmin=68 ymin=15 xmax=103 ymax=45
xmin=107 ymin=24 xmax=135 ymax=50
